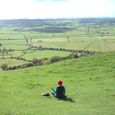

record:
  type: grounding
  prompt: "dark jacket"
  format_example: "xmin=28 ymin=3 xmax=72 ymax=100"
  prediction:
xmin=56 ymin=86 xmax=66 ymax=98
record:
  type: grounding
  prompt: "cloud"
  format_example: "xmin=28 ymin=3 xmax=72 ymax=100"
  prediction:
xmin=0 ymin=0 xmax=115 ymax=19
xmin=34 ymin=0 xmax=67 ymax=2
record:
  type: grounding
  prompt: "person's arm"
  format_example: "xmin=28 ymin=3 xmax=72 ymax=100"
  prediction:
xmin=51 ymin=88 xmax=56 ymax=93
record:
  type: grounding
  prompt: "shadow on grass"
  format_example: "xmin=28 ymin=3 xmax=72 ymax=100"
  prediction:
xmin=41 ymin=93 xmax=75 ymax=103
xmin=57 ymin=97 xmax=75 ymax=103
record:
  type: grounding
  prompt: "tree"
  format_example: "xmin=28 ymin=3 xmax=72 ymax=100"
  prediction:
xmin=67 ymin=36 xmax=70 ymax=42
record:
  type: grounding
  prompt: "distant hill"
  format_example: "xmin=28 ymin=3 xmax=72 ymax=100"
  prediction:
xmin=0 ymin=18 xmax=115 ymax=27
xmin=0 ymin=19 xmax=47 ymax=27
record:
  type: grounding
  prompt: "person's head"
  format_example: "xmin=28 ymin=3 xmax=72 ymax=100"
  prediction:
xmin=58 ymin=80 xmax=63 ymax=86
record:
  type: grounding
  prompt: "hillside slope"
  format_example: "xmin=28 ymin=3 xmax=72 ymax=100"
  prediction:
xmin=0 ymin=51 xmax=115 ymax=115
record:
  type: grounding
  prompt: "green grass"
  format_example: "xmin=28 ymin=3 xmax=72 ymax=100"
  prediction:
xmin=0 ymin=25 xmax=115 ymax=51
xmin=0 ymin=59 xmax=29 ymax=67
xmin=0 ymin=50 xmax=71 ymax=66
xmin=0 ymin=20 xmax=115 ymax=115
xmin=0 ymin=51 xmax=115 ymax=115
xmin=22 ymin=50 xmax=71 ymax=60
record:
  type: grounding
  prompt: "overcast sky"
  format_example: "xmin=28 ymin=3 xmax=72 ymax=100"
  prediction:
xmin=0 ymin=0 xmax=115 ymax=19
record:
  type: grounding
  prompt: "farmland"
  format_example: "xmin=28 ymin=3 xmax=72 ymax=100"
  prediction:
xmin=0 ymin=18 xmax=115 ymax=67
xmin=0 ymin=18 xmax=115 ymax=115
xmin=0 ymin=19 xmax=115 ymax=52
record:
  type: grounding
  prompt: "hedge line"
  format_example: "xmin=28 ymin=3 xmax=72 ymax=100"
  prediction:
xmin=0 ymin=50 xmax=96 ymax=71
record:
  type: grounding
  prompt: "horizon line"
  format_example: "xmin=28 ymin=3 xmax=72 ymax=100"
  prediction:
xmin=0 ymin=17 xmax=115 ymax=20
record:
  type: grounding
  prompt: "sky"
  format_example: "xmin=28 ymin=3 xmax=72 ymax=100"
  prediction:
xmin=0 ymin=0 xmax=115 ymax=19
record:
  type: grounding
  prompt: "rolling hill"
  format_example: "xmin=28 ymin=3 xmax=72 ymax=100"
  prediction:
xmin=0 ymin=51 xmax=115 ymax=115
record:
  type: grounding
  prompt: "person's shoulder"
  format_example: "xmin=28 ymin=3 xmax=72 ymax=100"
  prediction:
xmin=57 ymin=86 xmax=65 ymax=88
xmin=60 ymin=86 xmax=65 ymax=89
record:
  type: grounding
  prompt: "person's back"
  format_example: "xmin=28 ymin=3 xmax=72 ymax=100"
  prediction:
xmin=52 ymin=80 xmax=66 ymax=98
xmin=56 ymin=85 xmax=65 ymax=98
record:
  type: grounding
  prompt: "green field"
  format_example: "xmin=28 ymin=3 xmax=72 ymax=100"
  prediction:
xmin=0 ymin=21 xmax=115 ymax=52
xmin=0 ymin=19 xmax=115 ymax=115
xmin=1 ymin=21 xmax=115 ymax=67
xmin=22 ymin=50 xmax=71 ymax=60
xmin=0 ymin=59 xmax=29 ymax=67
xmin=0 ymin=51 xmax=115 ymax=115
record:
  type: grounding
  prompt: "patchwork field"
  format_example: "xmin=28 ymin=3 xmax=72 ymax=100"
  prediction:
xmin=0 ymin=19 xmax=115 ymax=115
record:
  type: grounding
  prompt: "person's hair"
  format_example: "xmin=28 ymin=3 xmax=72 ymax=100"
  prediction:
xmin=58 ymin=80 xmax=63 ymax=86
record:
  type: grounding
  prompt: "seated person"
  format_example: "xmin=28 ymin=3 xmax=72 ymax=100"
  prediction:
xmin=52 ymin=80 xmax=66 ymax=98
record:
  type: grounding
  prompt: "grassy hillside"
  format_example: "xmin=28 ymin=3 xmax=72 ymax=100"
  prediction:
xmin=0 ymin=51 xmax=115 ymax=115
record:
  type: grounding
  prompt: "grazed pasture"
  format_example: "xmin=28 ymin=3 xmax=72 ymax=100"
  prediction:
xmin=0 ymin=19 xmax=115 ymax=67
xmin=0 ymin=19 xmax=115 ymax=115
